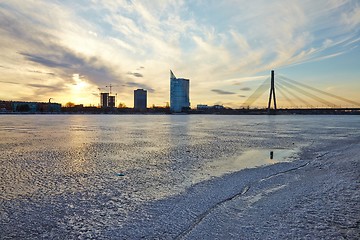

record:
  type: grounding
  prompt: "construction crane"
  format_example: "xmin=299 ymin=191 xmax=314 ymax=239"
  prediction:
xmin=106 ymin=84 xmax=118 ymax=94
xmin=106 ymin=84 xmax=113 ymax=94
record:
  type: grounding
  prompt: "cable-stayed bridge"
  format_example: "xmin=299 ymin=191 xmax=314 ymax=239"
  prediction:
xmin=242 ymin=70 xmax=360 ymax=114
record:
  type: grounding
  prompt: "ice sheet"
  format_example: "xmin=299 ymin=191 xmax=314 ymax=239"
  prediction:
xmin=0 ymin=115 xmax=359 ymax=239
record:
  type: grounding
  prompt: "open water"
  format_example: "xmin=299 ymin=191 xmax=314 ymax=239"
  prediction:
xmin=0 ymin=115 xmax=359 ymax=239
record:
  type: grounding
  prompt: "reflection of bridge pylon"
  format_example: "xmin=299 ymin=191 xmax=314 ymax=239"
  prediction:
xmin=267 ymin=70 xmax=277 ymax=113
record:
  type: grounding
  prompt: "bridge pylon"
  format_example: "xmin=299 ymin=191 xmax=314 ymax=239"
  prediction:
xmin=267 ymin=70 xmax=277 ymax=114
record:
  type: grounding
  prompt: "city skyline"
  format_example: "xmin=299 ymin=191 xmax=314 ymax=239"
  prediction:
xmin=0 ymin=1 xmax=360 ymax=108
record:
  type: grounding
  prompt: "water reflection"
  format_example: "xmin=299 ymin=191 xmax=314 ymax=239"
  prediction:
xmin=67 ymin=116 xmax=93 ymax=174
xmin=192 ymin=148 xmax=299 ymax=184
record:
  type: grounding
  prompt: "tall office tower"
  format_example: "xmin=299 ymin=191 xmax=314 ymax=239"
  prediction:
xmin=100 ymin=92 xmax=109 ymax=108
xmin=134 ymin=89 xmax=147 ymax=111
xmin=170 ymin=70 xmax=190 ymax=112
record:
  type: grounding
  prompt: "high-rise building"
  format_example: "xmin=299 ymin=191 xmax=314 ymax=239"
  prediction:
xmin=134 ymin=89 xmax=147 ymax=111
xmin=108 ymin=95 xmax=116 ymax=108
xmin=170 ymin=70 xmax=190 ymax=112
xmin=100 ymin=92 xmax=116 ymax=108
xmin=100 ymin=92 xmax=109 ymax=108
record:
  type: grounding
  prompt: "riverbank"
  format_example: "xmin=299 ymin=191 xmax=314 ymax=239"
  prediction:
xmin=181 ymin=140 xmax=360 ymax=239
xmin=1 ymin=107 xmax=360 ymax=115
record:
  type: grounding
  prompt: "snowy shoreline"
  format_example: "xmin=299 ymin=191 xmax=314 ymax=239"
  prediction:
xmin=113 ymin=137 xmax=360 ymax=239
xmin=181 ymin=142 xmax=359 ymax=239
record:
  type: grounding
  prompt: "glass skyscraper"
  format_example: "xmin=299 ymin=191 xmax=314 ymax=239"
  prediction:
xmin=170 ymin=70 xmax=190 ymax=112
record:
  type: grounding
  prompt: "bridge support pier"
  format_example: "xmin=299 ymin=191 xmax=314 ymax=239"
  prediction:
xmin=267 ymin=70 xmax=277 ymax=114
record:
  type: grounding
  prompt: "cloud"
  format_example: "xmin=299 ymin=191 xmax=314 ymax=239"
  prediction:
xmin=212 ymin=89 xmax=236 ymax=95
xmin=127 ymin=72 xmax=144 ymax=78
xmin=0 ymin=80 xmax=19 ymax=85
xmin=19 ymin=52 xmax=72 ymax=68
xmin=126 ymin=82 xmax=155 ymax=93
xmin=17 ymin=44 xmax=128 ymax=92
xmin=26 ymin=83 xmax=64 ymax=91
xmin=342 ymin=5 xmax=360 ymax=28
xmin=0 ymin=65 xmax=12 ymax=69
xmin=0 ymin=80 xmax=63 ymax=91
xmin=240 ymin=87 xmax=251 ymax=91
xmin=88 ymin=31 xmax=98 ymax=37
xmin=27 ymin=70 xmax=56 ymax=75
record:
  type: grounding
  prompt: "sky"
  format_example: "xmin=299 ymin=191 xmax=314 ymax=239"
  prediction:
xmin=0 ymin=0 xmax=359 ymax=108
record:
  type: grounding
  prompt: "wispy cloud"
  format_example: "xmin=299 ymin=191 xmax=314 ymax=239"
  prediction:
xmin=0 ymin=80 xmax=19 ymax=85
xmin=127 ymin=72 xmax=144 ymax=78
xmin=27 ymin=70 xmax=55 ymax=75
xmin=212 ymin=89 xmax=236 ymax=95
xmin=126 ymin=82 xmax=155 ymax=93
xmin=0 ymin=65 xmax=12 ymax=69
xmin=26 ymin=83 xmax=64 ymax=91
xmin=19 ymin=52 xmax=73 ymax=68
xmin=240 ymin=87 xmax=252 ymax=91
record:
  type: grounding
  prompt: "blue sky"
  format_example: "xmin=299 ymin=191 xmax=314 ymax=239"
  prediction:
xmin=0 ymin=0 xmax=359 ymax=108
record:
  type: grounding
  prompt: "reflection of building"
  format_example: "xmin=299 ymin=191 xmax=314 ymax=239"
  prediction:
xmin=134 ymin=89 xmax=147 ymax=111
xmin=170 ymin=70 xmax=190 ymax=112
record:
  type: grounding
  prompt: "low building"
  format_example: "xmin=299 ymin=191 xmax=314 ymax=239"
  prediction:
xmin=197 ymin=104 xmax=209 ymax=110
xmin=197 ymin=104 xmax=224 ymax=110
xmin=0 ymin=100 xmax=61 ymax=113
xmin=213 ymin=104 xmax=225 ymax=110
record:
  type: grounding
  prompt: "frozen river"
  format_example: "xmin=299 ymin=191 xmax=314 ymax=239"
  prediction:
xmin=0 ymin=115 xmax=359 ymax=239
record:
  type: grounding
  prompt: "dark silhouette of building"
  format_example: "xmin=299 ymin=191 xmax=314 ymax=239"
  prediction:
xmin=134 ymin=89 xmax=147 ymax=111
xmin=197 ymin=104 xmax=224 ymax=110
xmin=100 ymin=93 xmax=109 ymax=108
xmin=0 ymin=100 xmax=61 ymax=113
xmin=100 ymin=92 xmax=117 ymax=108
xmin=108 ymin=95 xmax=116 ymax=108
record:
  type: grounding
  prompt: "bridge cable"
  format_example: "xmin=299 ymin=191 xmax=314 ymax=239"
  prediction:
xmin=242 ymin=78 xmax=270 ymax=107
xmin=276 ymin=82 xmax=313 ymax=108
xmin=278 ymin=75 xmax=360 ymax=107
xmin=277 ymin=78 xmax=338 ymax=108
xmin=275 ymin=83 xmax=297 ymax=107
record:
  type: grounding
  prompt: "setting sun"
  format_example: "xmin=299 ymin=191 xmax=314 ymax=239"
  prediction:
xmin=69 ymin=74 xmax=98 ymax=105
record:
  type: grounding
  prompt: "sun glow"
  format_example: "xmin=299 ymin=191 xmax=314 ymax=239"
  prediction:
xmin=70 ymin=73 xmax=98 ymax=105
